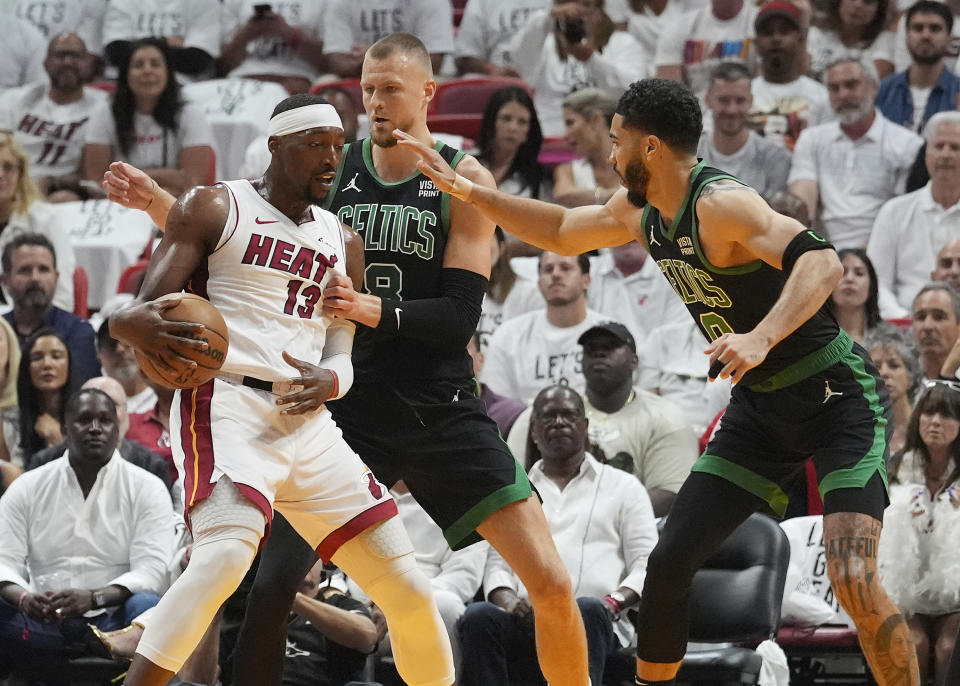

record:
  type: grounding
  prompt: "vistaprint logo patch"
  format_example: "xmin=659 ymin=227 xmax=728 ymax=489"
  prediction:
xmin=419 ymin=179 xmax=440 ymax=197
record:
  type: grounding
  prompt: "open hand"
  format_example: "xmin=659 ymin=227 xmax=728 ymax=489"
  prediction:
xmin=276 ymin=351 xmax=335 ymax=415
xmin=393 ymin=130 xmax=459 ymax=193
xmin=705 ymin=332 xmax=770 ymax=383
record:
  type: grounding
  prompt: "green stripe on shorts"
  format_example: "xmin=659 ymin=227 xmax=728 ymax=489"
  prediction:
xmin=443 ymin=457 xmax=533 ymax=551
xmin=691 ymin=454 xmax=790 ymax=518
xmin=818 ymin=350 xmax=889 ymax=498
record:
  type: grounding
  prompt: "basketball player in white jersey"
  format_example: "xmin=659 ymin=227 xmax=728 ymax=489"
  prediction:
xmin=108 ymin=95 xmax=455 ymax=686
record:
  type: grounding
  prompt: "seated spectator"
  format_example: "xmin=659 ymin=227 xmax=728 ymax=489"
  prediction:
xmin=912 ymin=281 xmax=960 ymax=380
xmin=507 ymin=0 xmax=647 ymax=137
xmin=879 ymin=380 xmax=960 ymax=686
xmin=868 ymin=112 xmax=960 ymax=313
xmin=454 ymin=0 xmax=552 ymax=76
xmin=473 ymin=86 xmax=547 ymax=199
xmin=806 ymin=0 xmax=895 ymax=80
xmin=0 ymin=318 xmax=20 ymax=468
xmin=27 ymin=376 xmax=174 ymax=495
xmin=83 ymin=38 xmax=215 ymax=198
xmin=0 ymin=15 xmax=45 ymax=97
xmin=460 ymin=383 xmax=657 ymax=686
xmin=101 ymin=0 xmax=220 ymax=80
xmin=477 ymin=229 xmax=542 ymax=352
xmin=876 ymin=1 xmax=959 ymax=133
xmin=468 ymin=331 xmax=526 ymax=438
xmin=865 ymin=329 xmax=921 ymax=456
xmin=553 ymin=88 xmax=621 ymax=207
xmin=700 ymin=61 xmax=793 ymax=198
xmin=1 ymin=234 xmax=99 ymax=381
xmin=654 ymin=0 xmax=757 ymax=100
xmin=579 ymin=322 xmax=697 ymax=516
xmin=322 ymin=0 xmax=455 ymax=77
xmin=7 ymin=1 xmax=106 ymax=71
xmin=638 ymin=318 xmax=715 ymax=435
xmin=932 ymin=239 xmax=960 ymax=295
xmin=0 ymin=34 xmax=108 ymax=201
xmin=0 ymin=388 xmax=172 ymax=675
xmin=616 ymin=0 xmax=701 ymax=68
xmin=827 ymin=248 xmax=896 ymax=344
xmin=788 ymin=57 xmax=923 ymax=249
xmin=220 ymin=1 xmax=327 ymax=95
xmin=750 ymin=2 xmax=832 ymax=150
xmin=482 ymin=252 xmax=609 ymax=402
xmin=12 ymin=328 xmax=80 ymax=462
xmin=0 ymin=135 xmax=76 ymax=311
xmin=97 ymin=315 xmax=156 ymax=415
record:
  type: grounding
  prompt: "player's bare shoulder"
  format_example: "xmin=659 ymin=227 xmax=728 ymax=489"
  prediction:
xmin=695 ymin=179 xmax=770 ymax=238
xmin=167 ymin=184 xmax=233 ymax=246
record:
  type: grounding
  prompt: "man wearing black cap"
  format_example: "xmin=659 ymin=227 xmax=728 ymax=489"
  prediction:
xmin=748 ymin=0 xmax=830 ymax=150
xmin=579 ymin=322 xmax=698 ymax=516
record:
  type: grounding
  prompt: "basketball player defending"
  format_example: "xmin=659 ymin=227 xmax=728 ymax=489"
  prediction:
xmin=103 ymin=35 xmax=591 ymax=686
xmin=395 ymin=79 xmax=920 ymax=686
xmin=108 ymin=97 xmax=455 ymax=686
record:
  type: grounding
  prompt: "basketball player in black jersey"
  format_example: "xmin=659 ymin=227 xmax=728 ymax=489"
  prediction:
xmin=102 ymin=33 xmax=591 ymax=686
xmin=399 ymin=78 xmax=919 ymax=686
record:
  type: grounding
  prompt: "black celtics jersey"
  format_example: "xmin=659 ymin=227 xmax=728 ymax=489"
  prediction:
xmin=640 ymin=160 xmax=839 ymax=388
xmin=324 ymin=138 xmax=472 ymax=382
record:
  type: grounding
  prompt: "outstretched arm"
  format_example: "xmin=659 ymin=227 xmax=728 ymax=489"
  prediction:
xmin=394 ymin=130 xmax=634 ymax=254
xmin=102 ymin=162 xmax=177 ymax=230
xmin=698 ymin=186 xmax=843 ymax=381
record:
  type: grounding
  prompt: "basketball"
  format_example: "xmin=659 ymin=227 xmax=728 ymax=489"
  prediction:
xmin=135 ymin=293 xmax=230 ymax=389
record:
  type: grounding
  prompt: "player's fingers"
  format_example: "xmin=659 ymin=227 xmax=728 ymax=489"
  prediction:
xmin=281 ymin=350 xmax=310 ymax=370
xmin=155 ymin=350 xmax=198 ymax=373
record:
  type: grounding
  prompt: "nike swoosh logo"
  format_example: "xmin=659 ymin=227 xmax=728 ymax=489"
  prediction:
xmin=255 ymin=217 xmax=279 ymax=224
xmin=395 ymin=308 xmax=402 ymax=329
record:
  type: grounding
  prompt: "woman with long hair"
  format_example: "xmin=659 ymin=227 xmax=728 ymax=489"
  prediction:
xmin=808 ymin=0 xmax=895 ymax=79
xmin=552 ymin=89 xmax=621 ymax=207
xmin=16 ymin=327 xmax=78 ymax=460
xmin=866 ymin=329 xmax=921 ymax=456
xmin=881 ymin=381 xmax=960 ymax=686
xmin=828 ymin=248 xmax=892 ymax=344
xmin=83 ymin=38 xmax=214 ymax=197
xmin=0 ymin=134 xmax=76 ymax=311
xmin=474 ymin=86 xmax=546 ymax=200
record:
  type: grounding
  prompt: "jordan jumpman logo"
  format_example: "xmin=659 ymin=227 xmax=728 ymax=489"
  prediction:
xmin=343 ymin=173 xmax=362 ymax=193
xmin=648 ymin=226 xmax=661 ymax=248
xmin=823 ymin=380 xmax=844 ymax=404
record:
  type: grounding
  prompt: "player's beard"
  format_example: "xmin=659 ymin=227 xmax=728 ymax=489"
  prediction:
xmin=616 ymin=157 xmax=651 ymax=208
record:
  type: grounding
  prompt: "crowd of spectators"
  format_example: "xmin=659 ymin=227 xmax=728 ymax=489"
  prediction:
xmin=1 ymin=0 xmax=960 ymax=684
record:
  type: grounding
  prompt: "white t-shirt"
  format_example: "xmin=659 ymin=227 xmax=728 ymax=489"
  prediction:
xmin=749 ymin=75 xmax=832 ymax=150
xmin=481 ymin=308 xmax=607 ymax=403
xmin=222 ymin=0 xmax=328 ymax=82
xmin=454 ymin=0 xmax=551 ymax=68
xmin=322 ymin=0 xmax=455 ymax=55
xmin=84 ymin=100 xmax=215 ymax=172
xmin=697 ymin=130 xmax=792 ymax=199
xmin=477 ymin=277 xmax=542 ymax=353
xmin=806 ymin=26 xmax=896 ymax=81
xmin=101 ymin=0 xmax=222 ymax=57
xmin=654 ymin=4 xmax=757 ymax=98
xmin=622 ymin=0 xmax=699 ymax=65
xmin=0 ymin=82 xmax=108 ymax=178
xmin=867 ymin=183 xmax=960 ymax=312
xmin=4 ymin=0 xmax=107 ymax=54
xmin=908 ymin=85 xmax=933 ymax=133
xmin=0 ymin=16 xmax=45 ymax=96
xmin=788 ymin=113 xmax=923 ymax=249
xmin=508 ymin=10 xmax=648 ymax=137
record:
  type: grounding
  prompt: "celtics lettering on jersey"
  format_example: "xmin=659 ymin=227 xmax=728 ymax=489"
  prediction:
xmin=335 ymin=202 xmax=436 ymax=259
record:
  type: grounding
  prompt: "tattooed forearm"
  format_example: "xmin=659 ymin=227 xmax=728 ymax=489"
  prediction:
xmin=826 ymin=535 xmax=879 ymax=559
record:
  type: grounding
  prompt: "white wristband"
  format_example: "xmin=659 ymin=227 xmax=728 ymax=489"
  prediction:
xmin=449 ymin=174 xmax=474 ymax=202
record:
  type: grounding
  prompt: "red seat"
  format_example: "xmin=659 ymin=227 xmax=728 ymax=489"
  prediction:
xmin=73 ymin=266 xmax=89 ymax=319
xmin=426 ymin=113 xmax=483 ymax=140
xmin=87 ymin=80 xmax=116 ymax=94
xmin=117 ymin=259 xmax=150 ymax=295
xmin=430 ymin=77 xmax=532 ymax=115
xmin=309 ymin=79 xmax=363 ymax=112
xmin=538 ymin=136 xmax=577 ymax=169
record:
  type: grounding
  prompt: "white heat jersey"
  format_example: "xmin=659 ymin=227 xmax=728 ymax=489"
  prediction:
xmin=197 ymin=179 xmax=346 ymax=381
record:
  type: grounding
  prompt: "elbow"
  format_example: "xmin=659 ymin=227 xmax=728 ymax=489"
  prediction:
xmin=824 ymin=252 xmax=844 ymax=290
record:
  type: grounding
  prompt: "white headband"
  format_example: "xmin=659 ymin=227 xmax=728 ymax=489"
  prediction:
xmin=268 ymin=104 xmax=343 ymax=137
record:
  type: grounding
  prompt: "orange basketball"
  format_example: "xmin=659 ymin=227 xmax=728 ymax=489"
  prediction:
xmin=135 ymin=293 xmax=229 ymax=389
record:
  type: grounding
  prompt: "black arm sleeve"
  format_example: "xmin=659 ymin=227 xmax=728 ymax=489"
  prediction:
xmin=377 ymin=267 xmax=486 ymax=351
xmin=781 ymin=229 xmax=835 ymax=275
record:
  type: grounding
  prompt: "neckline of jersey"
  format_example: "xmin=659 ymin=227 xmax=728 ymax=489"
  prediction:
xmin=361 ymin=137 xmax=446 ymax=187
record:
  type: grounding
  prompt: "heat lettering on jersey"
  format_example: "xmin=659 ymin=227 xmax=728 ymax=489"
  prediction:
xmin=240 ymin=233 xmax=338 ymax=283
xmin=335 ymin=204 xmax=436 ymax=259
xmin=657 ymin=259 xmax=733 ymax=309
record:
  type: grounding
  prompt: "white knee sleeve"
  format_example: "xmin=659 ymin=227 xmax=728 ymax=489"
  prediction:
xmin=333 ymin=518 xmax=454 ymax=686
xmin=136 ymin=479 xmax=264 ymax=672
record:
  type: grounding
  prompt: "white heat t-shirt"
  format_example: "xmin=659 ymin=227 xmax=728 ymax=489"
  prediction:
xmin=454 ymin=0 xmax=551 ymax=68
xmin=0 ymin=82 xmax=108 ymax=178
xmin=3 ymin=0 xmax=107 ymax=53
xmin=101 ymin=0 xmax=221 ymax=57
xmin=222 ymin=0 xmax=328 ymax=82
xmin=322 ymin=0 xmax=454 ymax=55
xmin=207 ymin=180 xmax=348 ymax=381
